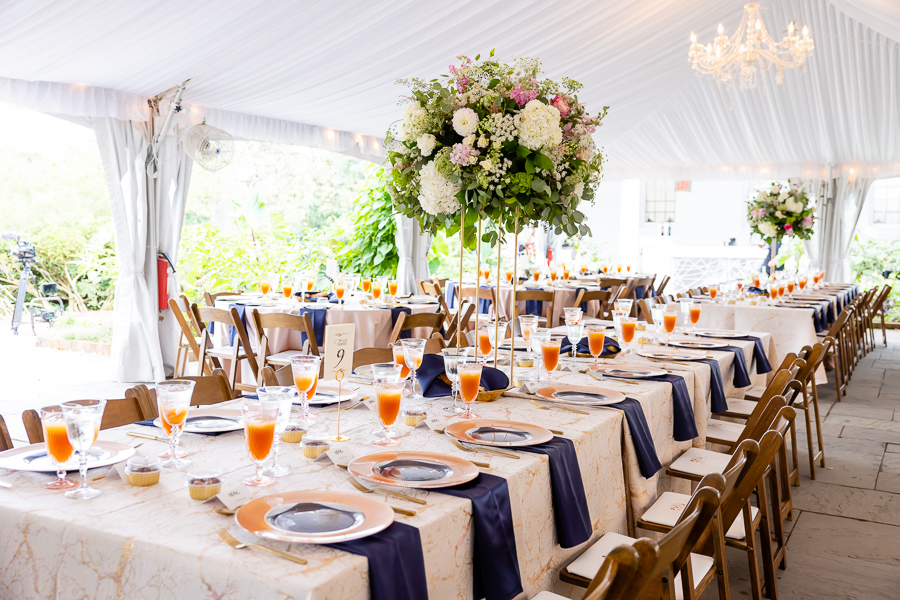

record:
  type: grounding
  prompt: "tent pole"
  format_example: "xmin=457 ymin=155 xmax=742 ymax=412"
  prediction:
xmin=494 ymin=214 xmax=502 ymax=368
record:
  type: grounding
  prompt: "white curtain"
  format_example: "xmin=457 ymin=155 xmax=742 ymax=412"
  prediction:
xmin=92 ymin=117 xmax=194 ymax=382
xmin=802 ymin=179 xmax=830 ymax=268
xmin=92 ymin=117 xmax=163 ymax=382
xmin=814 ymin=176 xmax=875 ymax=282
xmin=394 ymin=215 xmax=431 ymax=295
xmin=155 ymin=125 xmax=194 ymax=377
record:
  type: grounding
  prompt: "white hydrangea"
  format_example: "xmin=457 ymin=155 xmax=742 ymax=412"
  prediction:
xmin=778 ymin=191 xmax=789 ymax=202
xmin=758 ymin=221 xmax=778 ymax=238
xmin=756 ymin=191 xmax=767 ymax=203
xmin=573 ymin=182 xmax=585 ymax=199
xmin=398 ymin=102 xmax=428 ymax=141
xmin=784 ymin=197 xmax=804 ymax=213
xmin=416 ymin=133 xmax=436 ymax=156
xmin=418 ymin=161 xmax=462 ymax=216
xmin=452 ymin=108 xmax=479 ymax=137
xmin=515 ymin=99 xmax=562 ymax=151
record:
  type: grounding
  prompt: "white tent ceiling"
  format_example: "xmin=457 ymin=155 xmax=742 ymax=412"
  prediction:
xmin=1 ymin=0 xmax=898 ymax=176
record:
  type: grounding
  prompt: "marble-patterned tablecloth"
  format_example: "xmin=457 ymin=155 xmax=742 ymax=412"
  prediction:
xmin=0 ymin=336 xmax=765 ymax=600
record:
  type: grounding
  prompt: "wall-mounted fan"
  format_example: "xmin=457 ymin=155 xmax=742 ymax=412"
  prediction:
xmin=183 ymin=121 xmax=234 ymax=171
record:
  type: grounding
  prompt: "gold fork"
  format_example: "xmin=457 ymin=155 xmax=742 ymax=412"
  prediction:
xmin=345 ymin=479 xmax=418 ymax=516
xmin=218 ymin=529 xmax=307 ymax=565
xmin=529 ymin=399 xmax=589 ymax=416
xmin=346 ymin=476 xmax=426 ymax=505
xmin=449 ymin=438 xmax=519 ymax=460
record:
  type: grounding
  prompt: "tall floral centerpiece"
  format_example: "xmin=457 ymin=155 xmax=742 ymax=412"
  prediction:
xmin=385 ymin=51 xmax=608 ymax=374
xmin=385 ymin=51 xmax=607 ymax=248
xmin=747 ymin=180 xmax=816 ymax=269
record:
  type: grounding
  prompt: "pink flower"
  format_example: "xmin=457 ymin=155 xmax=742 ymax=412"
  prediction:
xmin=449 ymin=143 xmax=480 ymax=165
xmin=551 ymin=95 xmax=571 ymax=118
xmin=784 ymin=223 xmax=794 ymax=236
xmin=802 ymin=216 xmax=814 ymax=228
xmin=511 ymin=85 xmax=538 ymax=106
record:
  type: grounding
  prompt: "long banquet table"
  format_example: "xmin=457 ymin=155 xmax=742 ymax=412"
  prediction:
xmin=0 ymin=334 xmax=770 ymax=600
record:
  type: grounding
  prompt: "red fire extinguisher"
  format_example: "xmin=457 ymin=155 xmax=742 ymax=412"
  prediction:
xmin=157 ymin=252 xmax=175 ymax=310
xmin=547 ymin=247 xmax=554 ymax=268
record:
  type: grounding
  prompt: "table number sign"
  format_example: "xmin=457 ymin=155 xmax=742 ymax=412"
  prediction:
xmin=322 ymin=323 xmax=355 ymax=380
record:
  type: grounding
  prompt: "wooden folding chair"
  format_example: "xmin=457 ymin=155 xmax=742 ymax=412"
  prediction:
xmin=706 ymin=371 xmax=794 ymax=446
xmin=718 ymin=358 xmax=797 ymax=418
xmin=561 ymin=480 xmax=724 ymax=600
xmin=258 ymin=364 xmax=295 ymax=387
xmin=248 ymin=309 xmax=319 ymax=371
xmin=871 ymin=285 xmax=891 ymax=346
xmin=421 ymin=280 xmax=442 ymax=297
xmin=655 ymin=275 xmax=671 ymax=297
xmin=388 ymin=311 xmax=445 ymax=344
xmin=458 ymin=286 xmax=499 ymax=322
xmin=514 ymin=288 xmax=555 ymax=325
xmin=22 ymin=395 xmax=155 ymax=444
xmin=168 ymin=295 xmax=201 ymax=378
xmin=168 ymin=297 xmax=210 ymax=376
xmin=126 ymin=370 xmax=236 ymax=421
xmin=444 ymin=302 xmax=476 ymax=345
xmin=192 ymin=305 xmax=260 ymax=394
xmin=533 ymin=544 xmax=648 ymax=600
xmin=352 ymin=347 xmax=394 ymax=370
xmin=637 ymin=297 xmax=660 ymax=324
xmin=572 ymin=288 xmax=618 ymax=321
xmin=784 ymin=343 xmax=827 ymax=480
xmin=0 ymin=415 xmax=13 ymax=451
xmin=203 ymin=289 xmax=242 ymax=306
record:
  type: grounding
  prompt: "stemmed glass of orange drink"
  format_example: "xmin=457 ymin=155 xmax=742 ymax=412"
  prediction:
xmin=40 ymin=405 xmax=77 ymax=490
xmin=60 ymin=399 xmax=106 ymax=500
xmin=241 ymin=399 xmax=278 ymax=486
xmin=291 ymin=355 xmax=321 ymax=428
xmin=373 ymin=380 xmax=405 ymax=444
xmin=157 ymin=380 xmax=195 ymax=469
xmin=456 ymin=361 xmax=483 ymax=420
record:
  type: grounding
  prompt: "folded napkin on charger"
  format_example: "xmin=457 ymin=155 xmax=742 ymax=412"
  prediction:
xmin=415 ymin=354 xmax=509 ymax=398
xmin=515 ymin=437 xmax=592 ymax=548
xmin=438 ymin=473 xmax=523 ymax=600
xmin=327 ymin=521 xmax=428 ymax=600
xmin=559 ymin=336 xmax=621 ymax=356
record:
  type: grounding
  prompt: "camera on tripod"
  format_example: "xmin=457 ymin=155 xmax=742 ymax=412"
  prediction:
xmin=3 ymin=231 xmax=64 ymax=334
xmin=11 ymin=240 xmax=37 ymax=264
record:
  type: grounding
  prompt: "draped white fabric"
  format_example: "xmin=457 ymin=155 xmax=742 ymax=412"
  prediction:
xmin=92 ymin=118 xmax=164 ymax=382
xmin=1 ymin=0 xmax=897 ymax=178
xmin=0 ymin=77 xmax=147 ymax=121
xmin=394 ymin=215 xmax=431 ymax=295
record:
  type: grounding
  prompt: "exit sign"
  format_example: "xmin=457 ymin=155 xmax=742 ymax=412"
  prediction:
xmin=675 ymin=180 xmax=691 ymax=191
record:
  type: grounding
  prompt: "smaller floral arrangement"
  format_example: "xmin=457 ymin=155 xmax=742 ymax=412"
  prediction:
xmin=747 ymin=180 xmax=816 ymax=243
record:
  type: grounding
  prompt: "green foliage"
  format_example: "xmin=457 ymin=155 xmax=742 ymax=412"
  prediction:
xmin=850 ymin=236 xmax=900 ymax=321
xmin=46 ymin=312 xmax=113 ymax=343
xmin=332 ymin=167 xmax=399 ymax=277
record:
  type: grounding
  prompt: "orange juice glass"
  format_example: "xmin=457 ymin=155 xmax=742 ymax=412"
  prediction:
xmin=373 ymin=283 xmax=383 ymax=300
xmin=260 ymin=279 xmax=270 ymax=295
xmin=362 ymin=278 xmax=371 ymax=293
xmin=587 ymin=326 xmax=606 ymax=365
xmin=563 ymin=269 xmax=570 ymax=281
xmin=603 ymin=265 xmax=609 ymax=274
xmin=291 ymin=355 xmax=321 ymax=427
xmin=752 ymin=275 xmax=760 ymax=288
xmin=778 ymin=284 xmax=786 ymax=297
xmin=478 ymin=330 xmax=492 ymax=355
xmin=550 ymin=269 xmax=558 ymax=282
xmin=620 ymin=318 xmax=637 ymax=343
xmin=737 ymin=282 xmax=744 ymax=293
xmin=306 ymin=280 xmax=314 ymax=291
xmin=617 ymin=264 xmax=622 ymax=273
xmin=392 ymin=343 xmax=411 ymax=378
xmin=769 ymin=286 xmax=778 ymax=300
xmin=663 ymin=312 xmax=677 ymax=334
xmin=709 ymin=287 xmax=718 ymax=300
xmin=799 ymin=277 xmax=807 ymax=289
xmin=157 ymin=380 xmax=195 ymax=469
xmin=242 ymin=400 xmax=277 ymax=486
xmin=533 ymin=271 xmax=541 ymax=282
xmin=541 ymin=339 xmax=561 ymax=374
xmin=40 ymin=406 xmax=77 ymax=489
xmin=626 ymin=265 xmax=632 ymax=273
xmin=457 ymin=362 xmax=483 ymax=419
xmin=505 ymin=270 xmax=513 ymax=284
xmin=787 ymin=281 xmax=795 ymax=294
xmin=581 ymin=265 xmax=587 ymax=275
xmin=389 ymin=280 xmax=399 ymax=297
xmin=373 ymin=381 xmax=405 ymax=445
xmin=689 ymin=305 xmax=701 ymax=325
xmin=283 ymin=284 xmax=292 ymax=299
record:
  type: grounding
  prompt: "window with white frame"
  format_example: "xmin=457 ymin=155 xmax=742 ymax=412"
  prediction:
xmin=645 ymin=180 xmax=676 ymax=223
xmin=871 ymin=178 xmax=900 ymax=224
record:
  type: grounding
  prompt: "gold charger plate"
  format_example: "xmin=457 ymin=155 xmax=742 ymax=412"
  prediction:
xmin=235 ymin=490 xmax=394 ymax=544
xmin=348 ymin=451 xmax=479 ymax=489
xmin=445 ymin=419 xmax=553 ymax=447
xmin=535 ymin=384 xmax=626 ymax=406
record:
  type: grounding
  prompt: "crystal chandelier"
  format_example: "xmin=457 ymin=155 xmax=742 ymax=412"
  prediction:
xmin=688 ymin=2 xmax=814 ymax=90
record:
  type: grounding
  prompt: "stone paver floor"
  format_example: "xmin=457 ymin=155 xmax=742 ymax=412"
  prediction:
xmin=702 ymin=329 xmax=900 ymax=599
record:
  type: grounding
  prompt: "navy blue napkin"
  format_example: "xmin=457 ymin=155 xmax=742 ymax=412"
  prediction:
xmin=384 ymin=306 xmax=412 ymax=340
xmin=327 ymin=521 xmax=429 ymax=600
xmin=559 ymin=336 xmax=621 ymax=356
xmin=696 ymin=358 xmax=728 ymax=413
xmin=227 ymin=303 xmax=247 ymax=346
xmin=720 ymin=345 xmax=752 ymax=388
xmin=731 ymin=336 xmax=772 ymax=374
xmin=524 ymin=286 xmax=544 ymax=316
xmin=634 ymin=285 xmax=646 ymax=299
xmin=747 ymin=286 xmax=766 ymax=295
xmin=640 ymin=373 xmax=698 ymax=441
xmin=444 ymin=281 xmax=458 ymax=308
xmin=134 ymin=419 xmax=231 ymax=436
xmin=298 ymin=307 xmax=327 ymax=347
xmin=416 ymin=354 xmax=509 ymax=398
xmin=439 ymin=473 xmax=523 ymax=600
xmin=607 ymin=398 xmax=662 ymax=478
xmin=515 ymin=437 xmax=591 ymax=548
xmin=826 ymin=302 xmax=835 ymax=324
xmin=478 ymin=285 xmax=493 ymax=315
